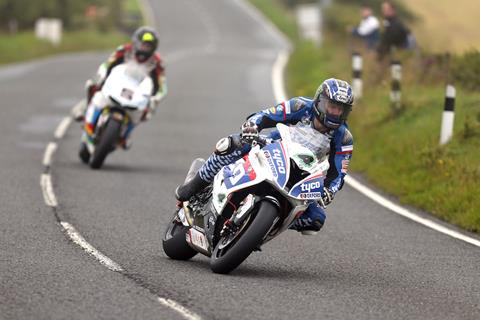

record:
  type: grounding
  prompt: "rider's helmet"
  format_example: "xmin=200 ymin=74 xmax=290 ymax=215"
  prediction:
xmin=132 ymin=26 xmax=159 ymax=63
xmin=313 ymin=78 xmax=354 ymax=130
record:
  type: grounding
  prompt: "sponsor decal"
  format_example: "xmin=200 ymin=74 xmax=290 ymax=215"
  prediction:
xmin=189 ymin=228 xmax=208 ymax=251
xmin=264 ymin=148 xmax=286 ymax=178
xmin=264 ymin=150 xmax=277 ymax=178
xmin=272 ymin=148 xmax=286 ymax=174
xmin=299 ymin=192 xmax=323 ymax=199
xmin=300 ymin=180 xmax=322 ymax=193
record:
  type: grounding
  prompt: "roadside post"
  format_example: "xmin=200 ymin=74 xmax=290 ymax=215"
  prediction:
xmin=352 ymin=52 xmax=363 ymax=98
xmin=440 ymin=84 xmax=456 ymax=145
xmin=390 ymin=60 xmax=402 ymax=111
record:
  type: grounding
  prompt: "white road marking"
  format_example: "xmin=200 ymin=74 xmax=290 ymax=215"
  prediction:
xmin=158 ymin=298 xmax=202 ymax=320
xmin=260 ymin=0 xmax=480 ymax=248
xmin=345 ymin=176 xmax=480 ymax=247
xmin=40 ymin=173 xmax=58 ymax=207
xmin=272 ymin=50 xmax=289 ymax=103
xmin=54 ymin=116 xmax=72 ymax=139
xmin=32 ymin=4 xmax=204 ymax=317
xmin=42 ymin=142 xmax=57 ymax=167
xmin=234 ymin=0 xmax=291 ymax=50
xmin=60 ymin=222 xmax=124 ymax=272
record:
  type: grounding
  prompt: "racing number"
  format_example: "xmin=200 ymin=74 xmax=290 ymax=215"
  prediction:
xmin=229 ymin=162 xmax=246 ymax=185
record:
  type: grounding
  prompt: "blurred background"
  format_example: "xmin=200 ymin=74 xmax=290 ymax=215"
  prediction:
xmin=0 ymin=0 xmax=143 ymax=64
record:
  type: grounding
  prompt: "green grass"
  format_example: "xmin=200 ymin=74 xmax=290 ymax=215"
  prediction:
xmin=250 ymin=0 xmax=480 ymax=233
xmin=0 ymin=0 xmax=147 ymax=65
xmin=0 ymin=31 xmax=128 ymax=65
xmin=249 ymin=0 xmax=298 ymax=41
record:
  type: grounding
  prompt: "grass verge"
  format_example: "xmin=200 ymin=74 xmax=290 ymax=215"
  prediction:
xmin=249 ymin=0 xmax=480 ymax=233
xmin=0 ymin=0 xmax=146 ymax=65
xmin=0 ymin=31 xmax=128 ymax=65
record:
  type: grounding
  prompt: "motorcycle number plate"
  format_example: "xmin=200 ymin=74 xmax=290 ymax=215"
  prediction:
xmin=189 ymin=228 xmax=209 ymax=252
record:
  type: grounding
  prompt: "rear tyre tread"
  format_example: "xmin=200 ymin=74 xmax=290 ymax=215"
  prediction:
xmin=163 ymin=220 xmax=198 ymax=261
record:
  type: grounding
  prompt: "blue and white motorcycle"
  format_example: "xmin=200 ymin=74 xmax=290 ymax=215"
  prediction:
xmin=162 ymin=124 xmax=331 ymax=274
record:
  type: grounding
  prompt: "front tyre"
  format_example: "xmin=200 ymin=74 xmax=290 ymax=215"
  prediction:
xmin=210 ymin=201 xmax=278 ymax=274
xmin=90 ymin=119 xmax=121 ymax=169
xmin=162 ymin=213 xmax=198 ymax=260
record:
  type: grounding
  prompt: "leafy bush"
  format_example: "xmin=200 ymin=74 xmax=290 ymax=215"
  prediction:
xmin=452 ymin=50 xmax=480 ymax=91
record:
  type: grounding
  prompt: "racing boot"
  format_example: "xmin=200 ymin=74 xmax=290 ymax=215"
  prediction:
xmin=175 ymin=172 xmax=209 ymax=201
xmin=289 ymin=218 xmax=324 ymax=235
xmin=289 ymin=202 xmax=326 ymax=235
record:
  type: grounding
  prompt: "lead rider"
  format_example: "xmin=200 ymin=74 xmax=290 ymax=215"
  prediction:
xmin=176 ymin=78 xmax=354 ymax=235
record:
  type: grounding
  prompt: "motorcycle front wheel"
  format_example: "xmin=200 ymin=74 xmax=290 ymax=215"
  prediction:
xmin=210 ymin=201 xmax=278 ymax=274
xmin=90 ymin=119 xmax=121 ymax=169
xmin=162 ymin=212 xmax=198 ymax=260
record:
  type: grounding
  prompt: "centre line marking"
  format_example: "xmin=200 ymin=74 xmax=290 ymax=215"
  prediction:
xmin=54 ymin=116 xmax=72 ymax=139
xmin=43 ymin=142 xmax=57 ymax=167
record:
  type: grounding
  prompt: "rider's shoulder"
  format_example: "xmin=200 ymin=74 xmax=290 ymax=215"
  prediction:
xmin=111 ymin=43 xmax=131 ymax=59
xmin=117 ymin=43 xmax=132 ymax=52
xmin=288 ymin=97 xmax=314 ymax=112
xmin=335 ymin=124 xmax=353 ymax=145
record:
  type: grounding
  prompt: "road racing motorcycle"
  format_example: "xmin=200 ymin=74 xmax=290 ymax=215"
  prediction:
xmin=162 ymin=123 xmax=332 ymax=274
xmin=79 ymin=63 xmax=152 ymax=169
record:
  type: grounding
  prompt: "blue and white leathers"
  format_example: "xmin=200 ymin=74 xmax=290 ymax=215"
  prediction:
xmin=197 ymin=97 xmax=353 ymax=231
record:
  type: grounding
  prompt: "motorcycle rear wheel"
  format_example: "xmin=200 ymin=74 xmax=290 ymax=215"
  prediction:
xmin=210 ymin=201 xmax=278 ymax=274
xmin=162 ymin=213 xmax=198 ymax=260
xmin=90 ymin=119 xmax=121 ymax=169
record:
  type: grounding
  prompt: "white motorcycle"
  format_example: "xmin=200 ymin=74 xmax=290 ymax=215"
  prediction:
xmin=162 ymin=124 xmax=332 ymax=274
xmin=79 ymin=63 xmax=153 ymax=169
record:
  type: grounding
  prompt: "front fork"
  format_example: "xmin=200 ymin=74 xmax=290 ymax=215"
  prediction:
xmin=84 ymin=108 xmax=131 ymax=152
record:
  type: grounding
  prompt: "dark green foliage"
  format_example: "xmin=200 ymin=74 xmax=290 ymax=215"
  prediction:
xmin=452 ymin=50 xmax=480 ymax=91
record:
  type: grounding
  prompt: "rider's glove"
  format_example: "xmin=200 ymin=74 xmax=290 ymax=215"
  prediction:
xmin=241 ymin=120 xmax=259 ymax=144
xmin=319 ymin=187 xmax=334 ymax=207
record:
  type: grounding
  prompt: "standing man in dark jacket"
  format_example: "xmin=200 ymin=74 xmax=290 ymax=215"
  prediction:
xmin=377 ymin=1 xmax=410 ymax=60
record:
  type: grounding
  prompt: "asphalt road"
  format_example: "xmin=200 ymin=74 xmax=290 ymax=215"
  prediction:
xmin=1 ymin=0 xmax=479 ymax=319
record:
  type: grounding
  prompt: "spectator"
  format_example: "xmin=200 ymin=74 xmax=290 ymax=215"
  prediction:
xmin=377 ymin=1 xmax=414 ymax=60
xmin=351 ymin=6 xmax=380 ymax=50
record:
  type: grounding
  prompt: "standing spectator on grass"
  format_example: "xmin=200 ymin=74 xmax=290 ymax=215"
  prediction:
xmin=351 ymin=6 xmax=380 ymax=50
xmin=377 ymin=1 xmax=414 ymax=60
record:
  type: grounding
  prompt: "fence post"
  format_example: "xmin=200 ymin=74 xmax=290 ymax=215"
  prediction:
xmin=440 ymin=84 xmax=456 ymax=145
xmin=390 ymin=60 xmax=402 ymax=111
xmin=352 ymin=52 xmax=362 ymax=98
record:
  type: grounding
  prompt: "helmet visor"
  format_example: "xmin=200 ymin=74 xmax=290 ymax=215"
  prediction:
xmin=315 ymin=97 xmax=352 ymax=128
xmin=134 ymin=42 xmax=155 ymax=62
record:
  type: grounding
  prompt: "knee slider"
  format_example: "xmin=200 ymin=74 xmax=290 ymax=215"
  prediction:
xmin=215 ymin=137 xmax=232 ymax=155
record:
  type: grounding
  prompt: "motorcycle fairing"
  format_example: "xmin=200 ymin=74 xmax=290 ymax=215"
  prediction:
xmin=288 ymin=172 xmax=326 ymax=200
xmin=212 ymin=148 xmax=266 ymax=214
xmin=261 ymin=142 xmax=290 ymax=189
xmin=223 ymin=156 xmax=257 ymax=190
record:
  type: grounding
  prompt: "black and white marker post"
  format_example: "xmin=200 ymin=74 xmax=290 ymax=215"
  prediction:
xmin=390 ymin=60 xmax=402 ymax=111
xmin=440 ymin=84 xmax=456 ymax=145
xmin=352 ymin=52 xmax=362 ymax=98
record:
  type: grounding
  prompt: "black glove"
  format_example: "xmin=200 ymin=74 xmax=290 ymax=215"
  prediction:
xmin=241 ymin=121 xmax=259 ymax=144
xmin=320 ymin=187 xmax=334 ymax=207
